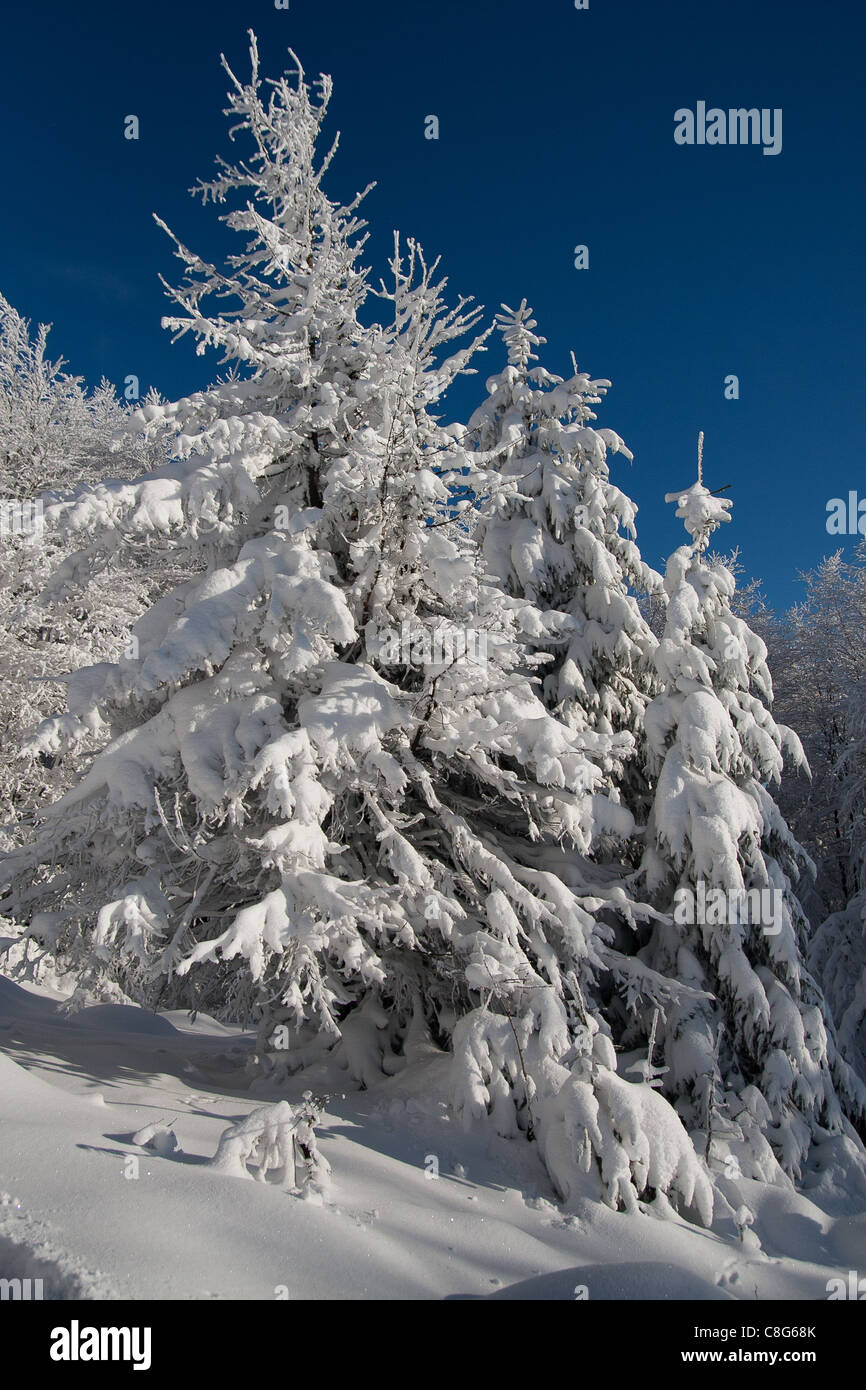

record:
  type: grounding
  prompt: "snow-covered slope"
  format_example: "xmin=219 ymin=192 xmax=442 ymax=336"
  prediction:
xmin=1 ymin=976 xmax=864 ymax=1301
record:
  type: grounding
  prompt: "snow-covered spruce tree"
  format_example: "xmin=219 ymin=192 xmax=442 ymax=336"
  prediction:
xmin=461 ymin=301 xmax=662 ymax=822
xmin=0 ymin=39 xmax=713 ymax=1219
xmin=637 ymin=445 xmax=866 ymax=1181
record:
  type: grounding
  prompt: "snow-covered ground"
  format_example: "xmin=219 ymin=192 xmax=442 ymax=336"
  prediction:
xmin=1 ymin=974 xmax=864 ymax=1302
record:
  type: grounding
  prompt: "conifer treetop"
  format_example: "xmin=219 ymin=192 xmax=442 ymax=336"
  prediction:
xmin=665 ymin=433 xmax=733 ymax=551
xmin=495 ymin=300 xmax=545 ymax=373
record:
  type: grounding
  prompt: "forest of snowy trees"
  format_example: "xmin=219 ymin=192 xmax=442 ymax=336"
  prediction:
xmin=1 ymin=36 xmax=864 ymax=1224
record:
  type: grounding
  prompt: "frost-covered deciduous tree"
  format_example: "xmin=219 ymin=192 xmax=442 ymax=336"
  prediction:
xmin=803 ymin=550 xmax=866 ymax=1077
xmin=636 ymin=453 xmax=865 ymax=1180
xmin=0 ymin=293 xmax=143 ymax=496
xmin=768 ymin=552 xmax=866 ymax=922
xmin=0 ymin=39 xmax=717 ymax=1221
xmin=810 ymin=827 xmax=866 ymax=1080
xmin=0 ymin=296 xmax=171 ymax=862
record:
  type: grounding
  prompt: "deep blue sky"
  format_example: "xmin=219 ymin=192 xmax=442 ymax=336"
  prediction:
xmin=1 ymin=0 xmax=863 ymax=608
